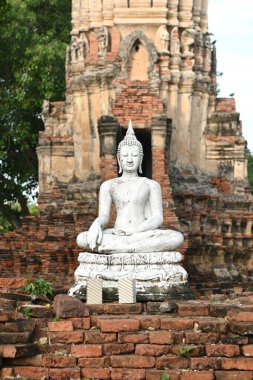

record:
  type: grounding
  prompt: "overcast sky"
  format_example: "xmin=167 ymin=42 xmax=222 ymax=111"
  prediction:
xmin=208 ymin=0 xmax=253 ymax=151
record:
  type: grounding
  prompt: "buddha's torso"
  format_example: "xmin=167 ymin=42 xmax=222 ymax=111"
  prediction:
xmin=109 ymin=177 xmax=150 ymax=232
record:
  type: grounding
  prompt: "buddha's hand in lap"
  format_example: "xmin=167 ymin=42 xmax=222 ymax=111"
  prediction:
xmin=87 ymin=221 xmax=103 ymax=250
xmin=113 ymin=229 xmax=157 ymax=240
xmin=113 ymin=228 xmax=135 ymax=236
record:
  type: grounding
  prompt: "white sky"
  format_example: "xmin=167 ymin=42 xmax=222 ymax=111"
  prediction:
xmin=208 ymin=0 xmax=253 ymax=151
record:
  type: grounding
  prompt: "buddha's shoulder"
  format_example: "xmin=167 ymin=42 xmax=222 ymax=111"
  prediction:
xmin=142 ymin=177 xmax=161 ymax=190
xmin=100 ymin=178 xmax=122 ymax=190
xmin=99 ymin=179 xmax=114 ymax=191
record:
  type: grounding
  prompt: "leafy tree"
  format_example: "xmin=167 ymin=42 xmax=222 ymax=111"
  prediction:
xmin=247 ymin=151 xmax=253 ymax=194
xmin=0 ymin=0 xmax=71 ymax=230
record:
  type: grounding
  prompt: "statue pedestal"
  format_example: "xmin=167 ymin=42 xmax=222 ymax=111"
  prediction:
xmin=69 ymin=251 xmax=193 ymax=301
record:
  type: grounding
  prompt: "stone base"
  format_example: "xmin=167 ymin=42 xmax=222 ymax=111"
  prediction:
xmin=69 ymin=281 xmax=194 ymax=301
xmin=69 ymin=251 xmax=193 ymax=301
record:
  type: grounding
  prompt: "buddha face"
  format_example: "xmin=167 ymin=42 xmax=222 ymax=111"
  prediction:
xmin=119 ymin=145 xmax=142 ymax=173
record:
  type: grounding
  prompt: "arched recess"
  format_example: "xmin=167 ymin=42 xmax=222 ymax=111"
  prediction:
xmin=119 ymin=30 xmax=158 ymax=80
xmin=128 ymin=39 xmax=148 ymax=81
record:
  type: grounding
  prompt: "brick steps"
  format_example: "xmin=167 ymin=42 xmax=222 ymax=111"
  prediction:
xmin=1 ymin=299 xmax=253 ymax=379
xmin=0 ymin=293 xmax=38 ymax=366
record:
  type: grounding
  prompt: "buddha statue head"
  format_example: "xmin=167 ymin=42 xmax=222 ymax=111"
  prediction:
xmin=117 ymin=121 xmax=144 ymax=174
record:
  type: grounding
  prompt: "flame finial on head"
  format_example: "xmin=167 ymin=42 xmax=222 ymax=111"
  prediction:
xmin=126 ymin=120 xmax=134 ymax=136
xmin=117 ymin=120 xmax=143 ymax=173
xmin=117 ymin=120 xmax=143 ymax=152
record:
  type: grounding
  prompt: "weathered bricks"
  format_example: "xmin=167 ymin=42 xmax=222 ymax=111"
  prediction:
xmin=14 ymin=366 xmax=48 ymax=380
xmin=191 ymin=357 xmax=221 ymax=370
xmin=181 ymin=371 xmax=214 ymax=380
xmin=156 ymin=356 xmax=189 ymax=369
xmin=111 ymin=355 xmax=156 ymax=368
xmin=146 ymin=370 xmax=180 ymax=380
xmin=185 ymin=332 xmax=219 ymax=344
xmin=0 ymin=343 xmax=37 ymax=358
xmin=85 ymin=331 xmax=117 ymax=343
xmin=171 ymin=344 xmax=204 ymax=357
xmin=103 ymin=303 xmax=143 ymax=315
xmin=78 ymin=357 xmax=110 ymax=368
xmin=220 ymin=334 xmax=248 ymax=345
xmin=161 ymin=317 xmax=194 ymax=331
xmin=228 ymin=311 xmax=253 ymax=322
xmin=230 ymin=321 xmax=253 ymax=334
xmin=47 ymin=331 xmax=83 ymax=343
xmin=149 ymin=331 xmax=174 ymax=344
xmin=1 ymin=320 xmax=35 ymax=332
xmin=2 ymin=297 xmax=253 ymax=379
xmin=1 ymin=368 xmax=13 ymax=378
xmin=118 ymin=332 xmax=149 ymax=343
xmin=111 ymin=368 xmax=146 ymax=380
xmin=135 ymin=344 xmax=170 ymax=356
xmin=98 ymin=318 xmax=139 ymax=332
xmin=215 ymin=371 xmax=253 ymax=380
xmin=71 ymin=344 xmax=102 ymax=357
xmin=132 ymin=315 xmax=161 ymax=329
xmin=221 ymin=357 xmax=253 ymax=370
xmin=0 ymin=278 xmax=27 ymax=289
xmin=48 ymin=320 xmax=73 ymax=332
xmin=198 ymin=319 xmax=228 ymax=333
xmin=0 ymin=331 xmax=32 ymax=344
xmin=37 ymin=342 xmax=70 ymax=355
xmin=81 ymin=367 xmax=110 ymax=379
xmin=206 ymin=344 xmax=240 ymax=357
xmin=10 ymin=354 xmax=42 ymax=366
xmin=242 ymin=345 xmax=253 ymax=356
xmin=209 ymin=304 xmax=228 ymax=318
xmin=53 ymin=294 xmax=89 ymax=318
xmin=48 ymin=368 xmax=80 ymax=379
xmin=178 ymin=303 xmax=209 ymax=316
xmin=42 ymin=355 xmax=76 ymax=367
xmin=103 ymin=343 xmax=134 ymax=355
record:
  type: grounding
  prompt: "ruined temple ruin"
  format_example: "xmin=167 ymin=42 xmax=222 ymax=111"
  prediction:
xmin=1 ymin=0 xmax=252 ymax=291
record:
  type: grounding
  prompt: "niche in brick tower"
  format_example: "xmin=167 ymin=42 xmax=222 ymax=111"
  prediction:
xmin=128 ymin=39 xmax=148 ymax=81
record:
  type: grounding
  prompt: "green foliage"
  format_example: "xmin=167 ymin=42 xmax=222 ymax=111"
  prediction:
xmin=247 ymin=151 xmax=253 ymax=194
xmin=0 ymin=202 xmax=39 ymax=233
xmin=22 ymin=307 xmax=32 ymax=319
xmin=162 ymin=373 xmax=169 ymax=380
xmin=52 ymin=315 xmax=60 ymax=322
xmin=0 ymin=0 xmax=71 ymax=227
xmin=0 ymin=212 xmax=12 ymax=232
xmin=23 ymin=277 xmax=53 ymax=296
xmin=179 ymin=346 xmax=194 ymax=358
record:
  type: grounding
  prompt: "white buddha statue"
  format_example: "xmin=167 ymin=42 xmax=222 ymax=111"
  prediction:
xmin=76 ymin=121 xmax=184 ymax=254
xmin=70 ymin=122 xmax=189 ymax=300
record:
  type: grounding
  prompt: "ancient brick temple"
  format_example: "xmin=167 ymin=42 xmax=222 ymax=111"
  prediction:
xmin=1 ymin=0 xmax=252 ymax=291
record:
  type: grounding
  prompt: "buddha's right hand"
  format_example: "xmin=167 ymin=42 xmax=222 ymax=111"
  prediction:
xmin=87 ymin=221 xmax=103 ymax=250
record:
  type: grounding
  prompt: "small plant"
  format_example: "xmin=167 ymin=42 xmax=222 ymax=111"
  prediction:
xmin=162 ymin=373 xmax=169 ymax=380
xmin=22 ymin=307 xmax=32 ymax=319
xmin=52 ymin=315 xmax=60 ymax=322
xmin=179 ymin=346 xmax=194 ymax=358
xmin=23 ymin=277 xmax=52 ymax=296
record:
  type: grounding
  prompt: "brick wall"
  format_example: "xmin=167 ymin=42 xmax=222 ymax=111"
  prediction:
xmin=1 ymin=296 xmax=253 ymax=379
xmin=112 ymin=80 xmax=164 ymax=127
xmin=173 ymin=192 xmax=253 ymax=285
xmin=216 ymin=98 xmax=236 ymax=113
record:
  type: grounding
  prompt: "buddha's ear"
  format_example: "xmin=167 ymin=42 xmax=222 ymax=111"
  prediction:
xmin=117 ymin=156 xmax=122 ymax=174
xmin=138 ymin=154 xmax=143 ymax=174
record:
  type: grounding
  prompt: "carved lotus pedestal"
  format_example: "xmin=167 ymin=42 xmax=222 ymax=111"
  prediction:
xmin=69 ymin=251 xmax=193 ymax=301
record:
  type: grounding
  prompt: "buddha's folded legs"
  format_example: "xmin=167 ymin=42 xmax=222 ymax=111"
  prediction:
xmin=77 ymin=229 xmax=184 ymax=253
